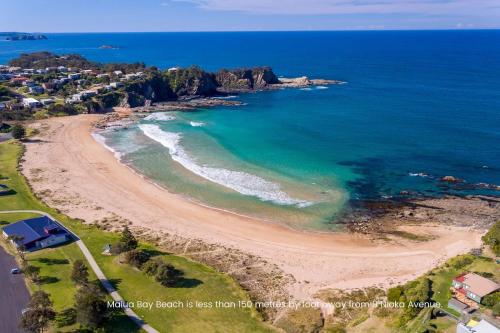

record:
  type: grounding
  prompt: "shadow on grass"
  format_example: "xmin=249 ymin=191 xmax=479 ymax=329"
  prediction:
xmin=174 ymin=277 xmax=203 ymax=288
xmin=36 ymin=257 xmax=70 ymax=265
xmin=141 ymin=248 xmax=169 ymax=257
xmin=0 ymin=189 xmax=16 ymax=196
xmin=0 ymin=220 xmax=9 ymax=225
xmin=101 ymin=308 xmax=142 ymax=333
xmin=39 ymin=276 xmax=60 ymax=284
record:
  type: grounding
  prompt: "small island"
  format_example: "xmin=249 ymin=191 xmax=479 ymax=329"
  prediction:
xmin=0 ymin=32 xmax=47 ymax=41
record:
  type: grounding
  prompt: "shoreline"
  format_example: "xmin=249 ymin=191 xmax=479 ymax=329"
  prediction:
xmin=21 ymin=115 xmax=495 ymax=303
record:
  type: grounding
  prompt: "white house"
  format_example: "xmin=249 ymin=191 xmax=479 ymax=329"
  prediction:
xmin=22 ymin=97 xmax=42 ymax=108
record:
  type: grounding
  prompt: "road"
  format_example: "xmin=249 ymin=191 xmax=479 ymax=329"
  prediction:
xmin=0 ymin=245 xmax=30 ymax=333
xmin=0 ymin=210 xmax=159 ymax=333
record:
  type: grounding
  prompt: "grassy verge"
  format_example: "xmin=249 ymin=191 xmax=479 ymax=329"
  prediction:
xmin=0 ymin=140 xmax=274 ymax=333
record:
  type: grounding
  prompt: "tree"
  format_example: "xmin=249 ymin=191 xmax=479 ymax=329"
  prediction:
xmin=8 ymin=234 xmax=26 ymax=262
xmin=155 ymin=263 xmax=184 ymax=287
xmin=75 ymin=283 xmax=108 ymax=329
xmin=19 ymin=291 xmax=56 ymax=333
xmin=142 ymin=259 xmax=160 ymax=276
xmin=71 ymin=260 xmax=89 ymax=285
xmin=11 ymin=123 xmax=26 ymax=140
xmin=119 ymin=226 xmax=138 ymax=252
xmin=22 ymin=264 xmax=41 ymax=284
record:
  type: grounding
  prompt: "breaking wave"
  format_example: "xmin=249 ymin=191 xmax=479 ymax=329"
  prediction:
xmin=190 ymin=121 xmax=205 ymax=127
xmin=144 ymin=113 xmax=176 ymax=121
xmin=138 ymin=124 xmax=312 ymax=207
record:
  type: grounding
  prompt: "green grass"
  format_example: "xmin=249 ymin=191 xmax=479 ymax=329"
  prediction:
xmin=0 ymin=141 xmax=274 ymax=333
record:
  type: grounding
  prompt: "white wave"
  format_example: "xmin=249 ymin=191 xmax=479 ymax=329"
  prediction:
xmin=409 ymin=172 xmax=429 ymax=178
xmin=300 ymin=87 xmax=313 ymax=91
xmin=316 ymin=85 xmax=328 ymax=90
xmin=190 ymin=121 xmax=205 ymax=127
xmin=138 ymin=124 xmax=312 ymax=207
xmin=144 ymin=112 xmax=176 ymax=121
xmin=91 ymin=132 xmax=123 ymax=159
xmin=214 ymin=95 xmax=238 ymax=100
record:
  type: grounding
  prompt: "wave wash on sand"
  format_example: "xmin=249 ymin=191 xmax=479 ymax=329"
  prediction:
xmin=138 ymin=124 xmax=313 ymax=207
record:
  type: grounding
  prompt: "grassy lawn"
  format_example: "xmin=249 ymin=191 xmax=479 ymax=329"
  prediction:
xmin=0 ymin=141 xmax=274 ymax=333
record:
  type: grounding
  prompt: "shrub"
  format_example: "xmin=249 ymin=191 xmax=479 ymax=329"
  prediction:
xmin=11 ymin=123 xmax=26 ymax=140
xmin=449 ymin=255 xmax=474 ymax=269
xmin=482 ymin=221 xmax=500 ymax=256
xmin=142 ymin=259 xmax=160 ymax=276
xmin=124 ymin=249 xmax=150 ymax=268
xmin=493 ymin=302 xmax=500 ymax=317
xmin=387 ymin=286 xmax=403 ymax=302
xmin=481 ymin=291 xmax=499 ymax=307
xmin=155 ymin=263 xmax=184 ymax=287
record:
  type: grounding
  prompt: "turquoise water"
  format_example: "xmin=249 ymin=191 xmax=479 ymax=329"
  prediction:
xmin=3 ymin=31 xmax=500 ymax=229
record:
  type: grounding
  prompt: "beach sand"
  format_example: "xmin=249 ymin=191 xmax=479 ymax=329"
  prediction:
xmin=21 ymin=115 xmax=486 ymax=301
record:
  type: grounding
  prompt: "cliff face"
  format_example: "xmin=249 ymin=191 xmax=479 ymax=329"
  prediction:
xmin=215 ymin=67 xmax=280 ymax=91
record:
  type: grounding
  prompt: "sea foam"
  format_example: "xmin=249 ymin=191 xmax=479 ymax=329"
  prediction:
xmin=91 ymin=132 xmax=123 ymax=159
xmin=138 ymin=124 xmax=312 ymax=207
xmin=144 ymin=113 xmax=176 ymax=121
xmin=190 ymin=121 xmax=205 ymax=127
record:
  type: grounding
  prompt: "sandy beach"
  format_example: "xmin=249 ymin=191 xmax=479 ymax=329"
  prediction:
xmin=21 ymin=115 xmax=490 ymax=300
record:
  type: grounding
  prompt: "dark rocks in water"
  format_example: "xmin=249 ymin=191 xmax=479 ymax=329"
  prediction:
xmin=215 ymin=67 xmax=280 ymax=91
xmin=440 ymin=175 xmax=464 ymax=183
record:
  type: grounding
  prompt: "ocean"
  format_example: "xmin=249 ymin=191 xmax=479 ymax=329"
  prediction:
xmin=2 ymin=31 xmax=500 ymax=229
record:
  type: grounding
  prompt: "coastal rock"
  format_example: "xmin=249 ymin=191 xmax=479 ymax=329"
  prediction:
xmin=215 ymin=67 xmax=280 ymax=91
xmin=441 ymin=175 xmax=464 ymax=183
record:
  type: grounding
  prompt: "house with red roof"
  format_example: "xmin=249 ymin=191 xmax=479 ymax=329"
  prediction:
xmin=452 ymin=273 xmax=500 ymax=304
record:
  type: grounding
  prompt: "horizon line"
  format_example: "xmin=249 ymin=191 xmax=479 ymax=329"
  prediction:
xmin=11 ymin=28 xmax=500 ymax=34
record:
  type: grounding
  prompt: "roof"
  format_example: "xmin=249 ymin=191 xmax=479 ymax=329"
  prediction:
xmin=458 ymin=273 xmax=500 ymax=297
xmin=22 ymin=97 xmax=40 ymax=103
xmin=2 ymin=216 xmax=69 ymax=246
xmin=472 ymin=320 xmax=500 ymax=333
xmin=448 ymin=298 xmax=468 ymax=310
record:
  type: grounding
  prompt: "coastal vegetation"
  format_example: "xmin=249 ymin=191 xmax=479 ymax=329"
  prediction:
xmin=0 ymin=51 xmax=316 ymax=122
xmin=0 ymin=140 xmax=274 ymax=332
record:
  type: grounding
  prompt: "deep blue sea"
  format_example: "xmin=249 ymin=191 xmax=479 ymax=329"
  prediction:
xmin=2 ymin=31 xmax=500 ymax=229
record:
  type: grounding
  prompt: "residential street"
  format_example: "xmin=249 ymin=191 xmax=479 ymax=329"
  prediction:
xmin=0 ymin=245 xmax=29 ymax=333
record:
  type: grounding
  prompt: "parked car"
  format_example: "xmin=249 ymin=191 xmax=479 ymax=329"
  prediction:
xmin=10 ymin=268 xmax=20 ymax=274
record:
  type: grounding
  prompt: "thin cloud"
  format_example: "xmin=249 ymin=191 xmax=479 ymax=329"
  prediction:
xmin=172 ymin=0 xmax=499 ymax=16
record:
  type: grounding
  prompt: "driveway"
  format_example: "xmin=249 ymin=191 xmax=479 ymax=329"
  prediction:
xmin=0 ymin=245 xmax=30 ymax=333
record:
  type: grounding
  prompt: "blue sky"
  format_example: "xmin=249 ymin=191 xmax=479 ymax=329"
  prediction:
xmin=2 ymin=0 xmax=500 ymax=32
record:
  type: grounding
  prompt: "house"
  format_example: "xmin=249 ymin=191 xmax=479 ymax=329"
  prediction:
xmin=452 ymin=273 xmax=500 ymax=304
xmin=41 ymin=98 xmax=55 ymax=106
xmin=109 ymin=81 xmax=124 ymax=88
xmin=22 ymin=80 xmax=36 ymax=87
xmin=29 ymin=85 xmax=44 ymax=95
xmin=22 ymin=97 xmax=42 ymax=108
xmin=68 ymin=73 xmax=81 ymax=80
xmin=457 ymin=319 xmax=500 ymax=333
xmin=113 ymin=70 xmax=123 ymax=76
xmin=2 ymin=216 xmax=71 ymax=252
xmin=42 ymin=82 xmax=56 ymax=91
xmin=82 ymin=69 xmax=93 ymax=74
xmin=57 ymin=66 xmax=68 ymax=72
xmin=0 ymin=103 xmax=5 ymax=110
xmin=97 ymin=73 xmax=110 ymax=79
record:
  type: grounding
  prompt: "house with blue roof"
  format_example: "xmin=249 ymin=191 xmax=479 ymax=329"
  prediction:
xmin=2 ymin=216 xmax=71 ymax=252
